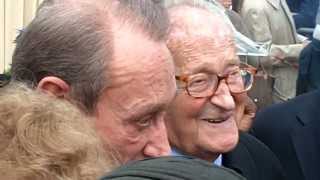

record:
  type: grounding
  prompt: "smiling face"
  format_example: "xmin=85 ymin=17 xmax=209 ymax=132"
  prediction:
xmin=94 ymin=23 xmax=176 ymax=163
xmin=165 ymin=7 xmax=239 ymax=162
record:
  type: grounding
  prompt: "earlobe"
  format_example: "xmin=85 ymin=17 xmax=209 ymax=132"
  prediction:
xmin=37 ymin=76 xmax=70 ymax=98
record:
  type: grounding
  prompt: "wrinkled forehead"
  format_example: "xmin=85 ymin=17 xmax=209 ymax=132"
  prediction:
xmin=174 ymin=38 xmax=238 ymax=75
xmin=168 ymin=6 xmax=233 ymax=40
xmin=167 ymin=6 xmax=236 ymax=74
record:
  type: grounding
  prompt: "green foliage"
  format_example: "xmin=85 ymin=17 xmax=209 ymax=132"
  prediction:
xmin=0 ymin=68 xmax=11 ymax=80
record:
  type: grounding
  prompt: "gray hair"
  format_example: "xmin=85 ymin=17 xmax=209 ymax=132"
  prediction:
xmin=12 ymin=0 xmax=169 ymax=114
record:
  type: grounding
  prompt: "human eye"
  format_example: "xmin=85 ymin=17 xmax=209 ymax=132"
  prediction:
xmin=136 ymin=115 xmax=153 ymax=127
xmin=188 ymin=74 xmax=209 ymax=90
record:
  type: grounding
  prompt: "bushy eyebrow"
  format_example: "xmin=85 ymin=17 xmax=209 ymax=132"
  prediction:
xmin=125 ymin=102 xmax=167 ymax=123
xmin=184 ymin=59 xmax=239 ymax=76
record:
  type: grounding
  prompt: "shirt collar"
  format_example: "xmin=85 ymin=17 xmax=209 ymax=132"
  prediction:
xmin=314 ymin=24 xmax=320 ymax=40
xmin=171 ymin=147 xmax=223 ymax=166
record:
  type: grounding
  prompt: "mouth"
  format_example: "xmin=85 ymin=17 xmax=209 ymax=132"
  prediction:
xmin=200 ymin=113 xmax=233 ymax=124
xmin=201 ymin=118 xmax=229 ymax=124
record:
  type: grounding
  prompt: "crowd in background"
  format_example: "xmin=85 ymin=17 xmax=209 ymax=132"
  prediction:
xmin=0 ymin=0 xmax=319 ymax=180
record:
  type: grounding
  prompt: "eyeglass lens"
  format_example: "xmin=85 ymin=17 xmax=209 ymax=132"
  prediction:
xmin=187 ymin=69 xmax=253 ymax=98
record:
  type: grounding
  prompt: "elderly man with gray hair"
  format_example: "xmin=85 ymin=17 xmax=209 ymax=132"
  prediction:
xmin=163 ymin=1 xmax=286 ymax=180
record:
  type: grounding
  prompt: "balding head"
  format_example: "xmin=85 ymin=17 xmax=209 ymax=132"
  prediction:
xmin=12 ymin=0 xmax=175 ymax=163
xmin=167 ymin=4 xmax=235 ymax=70
xmin=164 ymin=4 xmax=240 ymax=162
xmin=12 ymin=0 xmax=169 ymax=114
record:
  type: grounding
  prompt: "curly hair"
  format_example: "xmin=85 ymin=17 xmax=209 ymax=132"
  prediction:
xmin=0 ymin=82 xmax=117 ymax=180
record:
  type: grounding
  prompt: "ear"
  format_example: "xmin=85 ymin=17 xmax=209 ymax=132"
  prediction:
xmin=37 ymin=76 xmax=70 ymax=98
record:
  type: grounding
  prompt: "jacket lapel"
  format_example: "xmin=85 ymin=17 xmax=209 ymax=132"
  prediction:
xmin=279 ymin=0 xmax=298 ymax=42
xmin=266 ymin=0 xmax=280 ymax=10
xmin=292 ymin=93 xmax=320 ymax=180
xmin=266 ymin=0 xmax=298 ymax=42
xmin=223 ymin=135 xmax=258 ymax=180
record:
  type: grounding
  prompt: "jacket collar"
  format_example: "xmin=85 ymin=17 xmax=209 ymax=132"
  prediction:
xmin=296 ymin=90 xmax=320 ymax=125
xmin=266 ymin=0 xmax=280 ymax=10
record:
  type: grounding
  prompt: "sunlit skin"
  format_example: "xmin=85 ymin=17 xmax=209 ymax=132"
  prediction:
xmin=165 ymin=6 xmax=240 ymax=162
xmin=94 ymin=20 xmax=176 ymax=163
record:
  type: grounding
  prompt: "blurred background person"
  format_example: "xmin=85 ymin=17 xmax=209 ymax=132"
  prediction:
xmin=252 ymin=83 xmax=320 ymax=180
xmin=0 ymin=82 xmax=117 ymax=180
xmin=286 ymin=0 xmax=302 ymax=12
xmin=240 ymin=0 xmax=305 ymax=107
xmin=287 ymin=0 xmax=320 ymax=40
xmin=292 ymin=0 xmax=319 ymax=38
xmin=297 ymin=5 xmax=320 ymax=95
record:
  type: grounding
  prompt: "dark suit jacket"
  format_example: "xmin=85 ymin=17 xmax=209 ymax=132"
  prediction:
xmin=293 ymin=0 xmax=319 ymax=29
xmin=223 ymin=132 xmax=286 ymax=180
xmin=297 ymin=38 xmax=320 ymax=95
xmin=251 ymin=90 xmax=320 ymax=180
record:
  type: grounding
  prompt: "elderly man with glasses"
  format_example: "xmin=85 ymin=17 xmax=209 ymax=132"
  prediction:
xmin=164 ymin=2 xmax=285 ymax=180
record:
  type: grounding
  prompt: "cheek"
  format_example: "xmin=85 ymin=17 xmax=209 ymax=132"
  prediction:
xmin=166 ymin=93 xmax=207 ymax=134
xmin=176 ymin=93 xmax=208 ymax=118
xmin=94 ymin=97 xmax=146 ymax=153
xmin=166 ymin=92 xmax=204 ymax=117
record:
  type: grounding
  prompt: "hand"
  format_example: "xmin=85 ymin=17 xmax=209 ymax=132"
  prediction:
xmin=302 ymin=40 xmax=310 ymax=48
xmin=270 ymin=47 xmax=285 ymax=61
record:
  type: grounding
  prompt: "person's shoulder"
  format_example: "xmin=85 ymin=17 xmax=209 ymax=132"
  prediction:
xmin=253 ymin=90 xmax=320 ymax=133
xmin=258 ymin=90 xmax=320 ymax=117
xmin=231 ymin=132 xmax=287 ymax=180
xmin=238 ymin=132 xmax=272 ymax=151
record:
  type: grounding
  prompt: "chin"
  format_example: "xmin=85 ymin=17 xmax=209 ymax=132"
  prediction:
xmin=221 ymin=133 xmax=239 ymax=152
xmin=211 ymin=131 xmax=239 ymax=154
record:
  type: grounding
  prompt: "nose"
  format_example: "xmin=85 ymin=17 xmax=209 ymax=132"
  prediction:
xmin=143 ymin=116 xmax=171 ymax=157
xmin=210 ymin=80 xmax=235 ymax=111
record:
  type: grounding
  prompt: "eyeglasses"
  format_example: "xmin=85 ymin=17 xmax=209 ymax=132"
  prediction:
xmin=175 ymin=63 xmax=257 ymax=98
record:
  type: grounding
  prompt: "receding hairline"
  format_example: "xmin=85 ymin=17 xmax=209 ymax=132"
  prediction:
xmin=167 ymin=3 xmax=233 ymax=39
xmin=166 ymin=3 xmax=235 ymax=69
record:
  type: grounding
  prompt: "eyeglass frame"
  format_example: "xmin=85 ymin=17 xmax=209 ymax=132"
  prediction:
xmin=175 ymin=63 xmax=257 ymax=98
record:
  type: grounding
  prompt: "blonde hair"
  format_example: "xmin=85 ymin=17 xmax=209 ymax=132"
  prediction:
xmin=0 ymin=82 xmax=117 ymax=180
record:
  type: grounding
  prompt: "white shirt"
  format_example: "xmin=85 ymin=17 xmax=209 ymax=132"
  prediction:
xmin=171 ymin=148 xmax=223 ymax=166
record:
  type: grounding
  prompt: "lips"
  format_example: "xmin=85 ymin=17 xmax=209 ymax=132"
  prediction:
xmin=202 ymin=118 xmax=228 ymax=123
xmin=200 ymin=112 xmax=233 ymax=124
